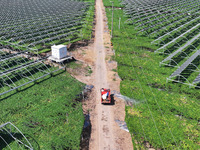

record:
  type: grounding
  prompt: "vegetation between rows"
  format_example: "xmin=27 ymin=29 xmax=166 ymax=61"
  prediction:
xmin=0 ymin=0 xmax=95 ymax=54
xmin=0 ymin=72 xmax=85 ymax=149
xmin=103 ymin=0 xmax=200 ymax=149
xmin=0 ymin=0 xmax=96 ymax=149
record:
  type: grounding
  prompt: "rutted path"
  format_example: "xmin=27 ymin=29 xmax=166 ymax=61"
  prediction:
xmin=88 ymin=0 xmax=133 ymax=149
xmin=69 ymin=0 xmax=133 ymax=149
xmin=89 ymin=0 xmax=116 ymax=148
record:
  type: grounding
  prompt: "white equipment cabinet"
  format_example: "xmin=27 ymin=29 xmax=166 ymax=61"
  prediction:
xmin=51 ymin=45 xmax=67 ymax=59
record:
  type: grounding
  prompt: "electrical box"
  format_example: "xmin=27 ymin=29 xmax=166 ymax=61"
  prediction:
xmin=51 ymin=45 xmax=67 ymax=59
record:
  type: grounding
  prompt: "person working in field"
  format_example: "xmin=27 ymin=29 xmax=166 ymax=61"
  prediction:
xmin=101 ymin=88 xmax=109 ymax=100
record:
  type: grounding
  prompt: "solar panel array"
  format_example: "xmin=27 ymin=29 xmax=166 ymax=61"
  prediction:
xmin=122 ymin=0 xmax=200 ymax=86
xmin=0 ymin=45 xmax=65 ymax=96
xmin=0 ymin=0 xmax=90 ymax=96
xmin=0 ymin=0 xmax=89 ymax=53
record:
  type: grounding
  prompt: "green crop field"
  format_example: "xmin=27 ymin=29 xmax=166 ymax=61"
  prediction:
xmin=0 ymin=0 xmax=96 ymax=148
xmin=0 ymin=72 xmax=85 ymax=149
xmin=103 ymin=0 xmax=200 ymax=149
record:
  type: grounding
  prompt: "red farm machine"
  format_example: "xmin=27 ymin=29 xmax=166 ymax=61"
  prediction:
xmin=101 ymin=88 xmax=112 ymax=104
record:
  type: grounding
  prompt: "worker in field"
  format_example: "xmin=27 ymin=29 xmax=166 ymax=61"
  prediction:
xmin=101 ymin=88 xmax=108 ymax=100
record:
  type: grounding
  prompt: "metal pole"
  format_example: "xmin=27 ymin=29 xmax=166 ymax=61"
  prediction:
xmin=111 ymin=1 xmax=114 ymax=38
xmin=119 ymin=17 xmax=121 ymax=29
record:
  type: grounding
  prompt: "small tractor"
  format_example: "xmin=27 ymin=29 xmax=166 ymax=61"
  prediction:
xmin=101 ymin=88 xmax=111 ymax=104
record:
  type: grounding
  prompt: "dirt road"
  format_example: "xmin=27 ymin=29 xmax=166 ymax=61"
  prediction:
xmin=69 ymin=0 xmax=133 ymax=149
xmin=90 ymin=0 xmax=116 ymax=149
xmin=89 ymin=0 xmax=133 ymax=149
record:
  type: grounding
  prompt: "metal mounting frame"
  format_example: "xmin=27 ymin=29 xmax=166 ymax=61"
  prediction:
xmin=0 ymin=122 xmax=33 ymax=150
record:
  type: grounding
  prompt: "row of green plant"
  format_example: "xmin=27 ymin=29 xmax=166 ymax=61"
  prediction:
xmin=0 ymin=71 xmax=85 ymax=149
xmin=130 ymin=7 xmax=200 ymax=37
xmin=0 ymin=51 xmax=60 ymax=95
xmin=80 ymin=0 xmax=95 ymax=40
xmin=103 ymin=0 xmax=200 ymax=149
xmin=153 ymin=17 xmax=200 ymax=40
xmin=40 ymin=0 xmax=95 ymax=53
xmin=38 ymin=0 xmax=95 ymax=53
xmin=121 ymin=0 xmax=200 ymax=85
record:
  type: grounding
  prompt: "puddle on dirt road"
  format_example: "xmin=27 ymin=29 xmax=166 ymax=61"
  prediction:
xmin=80 ymin=114 xmax=91 ymax=150
xmin=80 ymin=85 xmax=93 ymax=150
